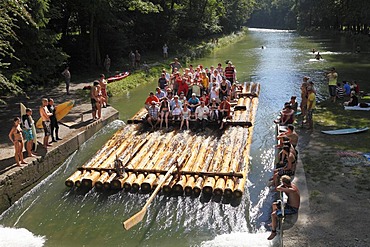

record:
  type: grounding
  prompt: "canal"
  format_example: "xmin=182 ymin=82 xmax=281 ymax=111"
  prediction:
xmin=1 ymin=28 xmax=370 ymax=247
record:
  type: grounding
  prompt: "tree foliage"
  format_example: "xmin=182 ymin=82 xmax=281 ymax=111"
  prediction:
xmin=248 ymin=0 xmax=370 ymax=32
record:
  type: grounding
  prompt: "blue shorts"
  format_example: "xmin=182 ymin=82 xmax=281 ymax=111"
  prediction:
xmin=277 ymin=204 xmax=299 ymax=217
xmin=23 ymin=129 xmax=33 ymax=142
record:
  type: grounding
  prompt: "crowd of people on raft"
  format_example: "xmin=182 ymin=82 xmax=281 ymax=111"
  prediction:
xmin=143 ymin=58 xmax=238 ymax=131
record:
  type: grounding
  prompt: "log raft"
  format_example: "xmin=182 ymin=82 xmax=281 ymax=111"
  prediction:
xmin=65 ymin=82 xmax=260 ymax=201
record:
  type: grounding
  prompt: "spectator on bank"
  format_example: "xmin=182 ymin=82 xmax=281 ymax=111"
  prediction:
xmin=21 ymin=108 xmax=36 ymax=157
xmin=343 ymin=81 xmax=351 ymax=96
xmin=268 ymin=175 xmax=300 ymax=240
xmin=162 ymin=44 xmax=168 ymax=58
xmin=61 ymin=66 xmax=71 ymax=95
xmin=9 ymin=117 xmax=27 ymax=166
xmin=47 ymin=98 xmax=62 ymax=142
xmin=99 ymin=74 xmax=108 ymax=108
xmin=306 ymin=86 xmax=316 ymax=129
xmin=104 ymin=55 xmax=111 ymax=74
xmin=39 ymin=98 xmax=53 ymax=150
xmin=326 ymin=67 xmax=338 ymax=102
xmin=170 ymin=58 xmax=182 ymax=73
xmin=336 ymin=82 xmax=345 ymax=100
xmin=344 ymin=91 xmax=358 ymax=106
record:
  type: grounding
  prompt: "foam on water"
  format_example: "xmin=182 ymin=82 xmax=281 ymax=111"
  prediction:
xmin=0 ymin=225 xmax=46 ymax=247
xmin=200 ymin=230 xmax=279 ymax=247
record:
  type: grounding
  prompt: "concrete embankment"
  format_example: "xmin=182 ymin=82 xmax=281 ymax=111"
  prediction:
xmin=0 ymin=104 xmax=119 ymax=214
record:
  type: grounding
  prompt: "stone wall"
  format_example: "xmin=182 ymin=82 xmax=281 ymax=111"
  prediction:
xmin=0 ymin=109 xmax=119 ymax=214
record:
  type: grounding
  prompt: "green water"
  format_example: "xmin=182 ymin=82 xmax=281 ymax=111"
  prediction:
xmin=1 ymin=29 xmax=370 ymax=247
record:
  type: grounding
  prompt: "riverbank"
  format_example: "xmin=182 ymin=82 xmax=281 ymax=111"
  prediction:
xmin=283 ymin=99 xmax=370 ymax=246
xmin=0 ymin=81 xmax=119 ymax=213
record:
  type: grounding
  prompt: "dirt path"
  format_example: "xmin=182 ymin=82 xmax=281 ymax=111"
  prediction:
xmin=284 ymin=128 xmax=370 ymax=247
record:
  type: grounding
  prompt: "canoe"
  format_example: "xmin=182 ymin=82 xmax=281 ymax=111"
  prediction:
xmin=107 ymin=72 xmax=130 ymax=83
xmin=20 ymin=103 xmax=38 ymax=151
xmin=36 ymin=100 xmax=74 ymax=129
xmin=321 ymin=127 xmax=369 ymax=135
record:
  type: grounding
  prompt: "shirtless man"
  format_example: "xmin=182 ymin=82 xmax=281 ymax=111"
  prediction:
xmin=277 ymin=124 xmax=298 ymax=148
xmin=39 ymin=98 xmax=53 ymax=150
xmin=99 ymin=74 xmax=108 ymax=108
xmin=268 ymin=175 xmax=300 ymax=240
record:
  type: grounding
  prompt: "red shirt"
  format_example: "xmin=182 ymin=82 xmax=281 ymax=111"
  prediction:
xmin=178 ymin=81 xmax=189 ymax=97
xmin=145 ymin=95 xmax=159 ymax=105
xmin=219 ymin=101 xmax=231 ymax=117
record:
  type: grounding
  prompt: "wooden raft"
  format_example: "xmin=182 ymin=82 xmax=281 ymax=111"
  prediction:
xmin=65 ymin=126 xmax=256 ymax=199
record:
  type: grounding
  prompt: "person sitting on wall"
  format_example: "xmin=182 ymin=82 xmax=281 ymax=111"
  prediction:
xmin=267 ymin=175 xmax=300 ymax=240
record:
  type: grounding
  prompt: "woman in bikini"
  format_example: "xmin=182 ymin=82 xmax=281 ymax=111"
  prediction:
xmin=180 ymin=103 xmax=190 ymax=130
xmin=160 ymin=97 xmax=170 ymax=129
xmin=8 ymin=117 xmax=27 ymax=166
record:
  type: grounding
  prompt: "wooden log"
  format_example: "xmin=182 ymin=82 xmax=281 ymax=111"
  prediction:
xmin=123 ymin=132 xmax=161 ymax=191
xmin=76 ymin=128 xmax=138 ymax=188
xmin=95 ymin=172 xmax=110 ymax=190
xmin=67 ymin=127 xmax=131 ymax=187
xmin=104 ymin=173 xmax=117 ymax=189
xmin=65 ymin=170 xmax=82 ymax=187
xmin=173 ymin=136 xmax=203 ymax=195
xmin=134 ymin=132 xmax=175 ymax=193
xmin=184 ymin=138 xmax=214 ymax=195
xmin=111 ymin=172 xmax=129 ymax=190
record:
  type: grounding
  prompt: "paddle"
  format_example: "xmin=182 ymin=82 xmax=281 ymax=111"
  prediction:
xmin=123 ymin=161 xmax=178 ymax=230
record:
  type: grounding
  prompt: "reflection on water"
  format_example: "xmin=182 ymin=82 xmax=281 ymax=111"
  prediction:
xmin=1 ymin=29 xmax=370 ymax=247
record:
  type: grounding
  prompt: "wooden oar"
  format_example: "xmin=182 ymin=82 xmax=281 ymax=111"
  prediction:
xmin=123 ymin=161 xmax=178 ymax=230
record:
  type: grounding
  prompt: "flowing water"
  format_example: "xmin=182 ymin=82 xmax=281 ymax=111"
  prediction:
xmin=1 ymin=29 xmax=370 ymax=247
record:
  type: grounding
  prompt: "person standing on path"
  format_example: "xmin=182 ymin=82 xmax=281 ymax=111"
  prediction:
xmin=267 ymin=175 xmax=300 ymax=240
xmin=163 ymin=44 xmax=168 ymax=58
xmin=326 ymin=67 xmax=338 ymax=102
xmin=8 ymin=117 xmax=27 ymax=166
xmin=40 ymin=98 xmax=53 ymax=150
xmin=47 ymin=98 xmax=61 ymax=142
xmin=129 ymin=51 xmax=135 ymax=69
xmin=61 ymin=66 xmax=71 ymax=95
xmin=104 ymin=55 xmax=111 ymax=74
xmin=135 ymin=50 xmax=141 ymax=68
xmin=99 ymin=74 xmax=108 ymax=108
xmin=306 ymin=86 xmax=316 ymax=129
xmin=21 ymin=108 xmax=36 ymax=157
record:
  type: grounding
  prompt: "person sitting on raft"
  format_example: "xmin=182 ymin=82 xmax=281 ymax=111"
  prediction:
xmin=144 ymin=92 xmax=159 ymax=111
xmin=159 ymin=97 xmax=170 ymax=129
xmin=289 ymin=96 xmax=298 ymax=113
xmin=218 ymin=96 xmax=231 ymax=129
xmin=267 ymin=175 xmax=300 ymax=240
xmin=147 ymin=101 xmax=160 ymax=129
xmin=195 ymin=101 xmax=209 ymax=131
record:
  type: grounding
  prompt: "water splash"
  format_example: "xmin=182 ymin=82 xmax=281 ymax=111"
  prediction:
xmin=200 ymin=230 xmax=279 ymax=247
xmin=0 ymin=225 xmax=46 ymax=247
